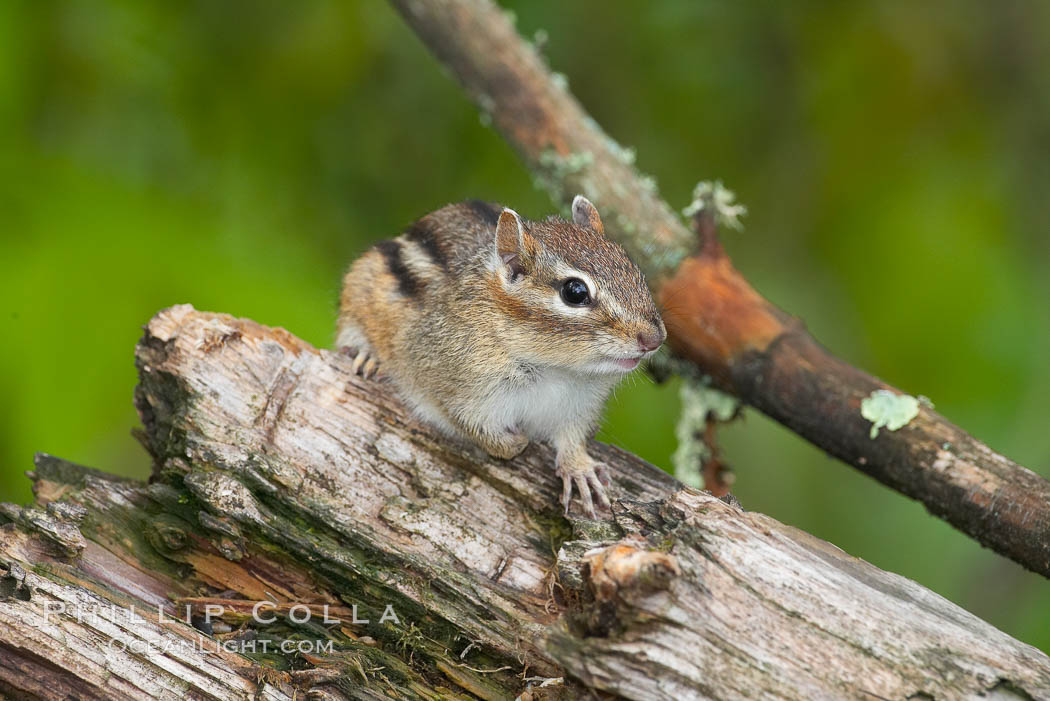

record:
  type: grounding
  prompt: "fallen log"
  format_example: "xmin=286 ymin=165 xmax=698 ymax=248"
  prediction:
xmin=1 ymin=305 xmax=1047 ymax=700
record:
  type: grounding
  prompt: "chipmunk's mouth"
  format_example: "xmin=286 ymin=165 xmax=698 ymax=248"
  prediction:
xmin=592 ymin=352 xmax=650 ymax=375
xmin=614 ymin=356 xmax=642 ymax=370
xmin=601 ymin=354 xmax=647 ymax=372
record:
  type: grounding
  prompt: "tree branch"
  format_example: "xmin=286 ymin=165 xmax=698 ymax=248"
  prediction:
xmin=388 ymin=0 xmax=1050 ymax=578
xmin=3 ymin=306 xmax=1048 ymax=699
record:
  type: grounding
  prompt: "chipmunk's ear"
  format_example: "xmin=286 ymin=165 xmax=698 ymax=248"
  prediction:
xmin=495 ymin=208 xmax=537 ymax=281
xmin=571 ymin=195 xmax=603 ymax=234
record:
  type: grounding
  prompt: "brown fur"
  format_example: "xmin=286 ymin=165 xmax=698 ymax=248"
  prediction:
xmin=337 ymin=197 xmax=665 ymax=517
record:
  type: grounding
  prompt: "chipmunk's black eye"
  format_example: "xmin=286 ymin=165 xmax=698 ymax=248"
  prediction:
xmin=560 ymin=278 xmax=591 ymax=306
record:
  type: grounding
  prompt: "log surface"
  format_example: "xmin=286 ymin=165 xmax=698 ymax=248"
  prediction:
xmin=2 ymin=305 xmax=1047 ymax=700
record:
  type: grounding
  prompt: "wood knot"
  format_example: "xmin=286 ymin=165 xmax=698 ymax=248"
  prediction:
xmin=582 ymin=539 xmax=680 ymax=603
xmin=146 ymin=514 xmax=192 ymax=555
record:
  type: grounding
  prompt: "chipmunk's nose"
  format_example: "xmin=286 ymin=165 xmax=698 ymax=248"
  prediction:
xmin=637 ymin=327 xmax=665 ymax=353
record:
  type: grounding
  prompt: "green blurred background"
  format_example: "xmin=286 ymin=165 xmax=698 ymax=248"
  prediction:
xmin=2 ymin=0 xmax=1048 ymax=652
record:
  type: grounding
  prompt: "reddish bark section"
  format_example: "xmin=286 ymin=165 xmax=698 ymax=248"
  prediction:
xmin=662 ymin=214 xmax=1050 ymax=575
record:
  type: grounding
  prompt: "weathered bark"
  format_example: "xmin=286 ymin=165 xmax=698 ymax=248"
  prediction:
xmin=2 ymin=305 xmax=1048 ymax=700
xmin=386 ymin=0 xmax=1050 ymax=579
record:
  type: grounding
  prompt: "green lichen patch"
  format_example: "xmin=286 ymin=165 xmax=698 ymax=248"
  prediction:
xmin=671 ymin=380 xmax=739 ymax=488
xmin=861 ymin=389 xmax=921 ymax=439
xmin=682 ymin=180 xmax=747 ymax=231
xmin=533 ymin=148 xmax=594 ymax=203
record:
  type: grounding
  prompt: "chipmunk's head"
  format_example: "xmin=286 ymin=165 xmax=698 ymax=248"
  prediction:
xmin=489 ymin=196 xmax=665 ymax=375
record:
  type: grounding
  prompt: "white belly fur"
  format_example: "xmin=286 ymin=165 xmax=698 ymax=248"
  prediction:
xmin=474 ymin=368 xmax=614 ymax=443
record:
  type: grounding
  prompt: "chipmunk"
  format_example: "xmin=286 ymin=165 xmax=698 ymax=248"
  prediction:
xmin=336 ymin=196 xmax=665 ymax=518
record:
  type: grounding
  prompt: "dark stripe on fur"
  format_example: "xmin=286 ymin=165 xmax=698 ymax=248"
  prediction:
xmin=375 ymin=240 xmax=420 ymax=297
xmin=466 ymin=199 xmax=501 ymax=227
xmin=404 ymin=218 xmax=447 ymax=269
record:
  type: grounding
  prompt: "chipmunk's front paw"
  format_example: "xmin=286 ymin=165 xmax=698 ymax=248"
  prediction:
xmin=557 ymin=459 xmax=612 ymax=519
xmin=340 ymin=345 xmax=380 ymax=379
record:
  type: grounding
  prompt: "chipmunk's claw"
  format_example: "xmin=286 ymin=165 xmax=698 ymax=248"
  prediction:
xmin=561 ymin=474 xmax=573 ymax=516
xmin=341 ymin=346 xmax=380 ymax=379
xmin=559 ymin=463 xmax=611 ymax=519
